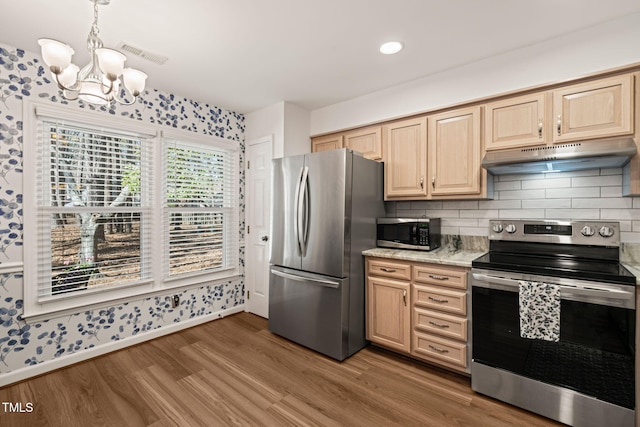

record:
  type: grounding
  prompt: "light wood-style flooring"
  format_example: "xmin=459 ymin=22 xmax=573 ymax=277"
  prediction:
xmin=0 ymin=312 xmax=561 ymax=426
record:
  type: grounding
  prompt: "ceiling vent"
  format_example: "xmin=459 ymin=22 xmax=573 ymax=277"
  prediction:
xmin=118 ymin=42 xmax=168 ymax=65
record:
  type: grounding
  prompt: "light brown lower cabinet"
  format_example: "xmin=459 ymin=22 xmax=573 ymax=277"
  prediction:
xmin=366 ymin=256 xmax=470 ymax=374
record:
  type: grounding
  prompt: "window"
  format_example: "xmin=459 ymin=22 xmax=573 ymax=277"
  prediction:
xmin=38 ymin=119 xmax=152 ymax=297
xmin=23 ymin=103 xmax=239 ymax=318
xmin=163 ymin=138 xmax=238 ymax=278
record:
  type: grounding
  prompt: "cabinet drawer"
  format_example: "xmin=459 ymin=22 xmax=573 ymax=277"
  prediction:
xmin=412 ymin=331 xmax=467 ymax=369
xmin=367 ymin=258 xmax=411 ymax=280
xmin=413 ymin=264 xmax=467 ymax=289
xmin=412 ymin=284 xmax=467 ymax=316
xmin=413 ymin=307 xmax=467 ymax=341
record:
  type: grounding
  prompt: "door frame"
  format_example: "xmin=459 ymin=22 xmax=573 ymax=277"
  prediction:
xmin=244 ymin=135 xmax=273 ymax=318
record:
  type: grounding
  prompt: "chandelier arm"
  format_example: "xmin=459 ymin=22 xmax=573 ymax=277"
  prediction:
xmin=111 ymin=87 xmax=140 ymax=105
xmin=52 ymin=72 xmax=82 ymax=93
xmin=112 ymin=96 xmax=138 ymax=106
xmin=100 ymin=78 xmax=115 ymax=96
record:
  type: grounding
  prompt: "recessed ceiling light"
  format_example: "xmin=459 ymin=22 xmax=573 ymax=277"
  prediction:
xmin=379 ymin=41 xmax=403 ymax=55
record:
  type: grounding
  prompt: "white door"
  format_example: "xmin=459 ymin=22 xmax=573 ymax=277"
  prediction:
xmin=245 ymin=136 xmax=272 ymax=318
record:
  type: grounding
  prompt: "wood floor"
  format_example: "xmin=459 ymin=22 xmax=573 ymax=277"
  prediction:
xmin=0 ymin=312 xmax=561 ymax=426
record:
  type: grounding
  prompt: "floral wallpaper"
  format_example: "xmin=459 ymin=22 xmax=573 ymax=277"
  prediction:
xmin=0 ymin=42 xmax=246 ymax=379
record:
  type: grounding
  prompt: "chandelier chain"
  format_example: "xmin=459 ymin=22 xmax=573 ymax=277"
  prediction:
xmin=91 ymin=0 xmax=100 ymax=37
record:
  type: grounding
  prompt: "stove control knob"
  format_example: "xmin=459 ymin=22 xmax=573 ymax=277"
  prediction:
xmin=599 ymin=226 xmax=614 ymax=238
xmin=492 ymin=223 xmax=503 ymax=233
xmin=580 ymin=225 xmax=596 ymax=237
xmin=505 ymin=224 xmax=517 ymax=234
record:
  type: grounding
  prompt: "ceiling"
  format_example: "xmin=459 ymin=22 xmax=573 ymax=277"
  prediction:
xmin=2 ymin=0 xmax=640 ymax=114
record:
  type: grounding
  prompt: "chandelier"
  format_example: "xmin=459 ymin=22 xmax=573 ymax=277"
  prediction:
xmin=38 ymin=0 xmax=147 ymax=106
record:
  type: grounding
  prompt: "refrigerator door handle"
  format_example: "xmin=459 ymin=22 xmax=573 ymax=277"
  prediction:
xmin=293 ymin=166 xmax=305 ymax=255
xmin=298 ymin=166 xmax=309 ymax=256
xmin=302 ymin=166 xmax=310 ymax=255
xmin=271 ymin=268 xmax=340 ymax=288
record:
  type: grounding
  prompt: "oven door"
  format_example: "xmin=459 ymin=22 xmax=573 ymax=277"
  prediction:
xmin=471 ymin=268 xmax=635 ymax=410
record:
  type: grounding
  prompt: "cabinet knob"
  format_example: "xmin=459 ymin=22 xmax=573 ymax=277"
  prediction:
xmin=557 ymin=115 xmax=562 ymax=136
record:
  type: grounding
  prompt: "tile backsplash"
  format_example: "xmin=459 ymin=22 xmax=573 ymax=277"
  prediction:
xmin=385 ymin=167 xmax=640 ymax=243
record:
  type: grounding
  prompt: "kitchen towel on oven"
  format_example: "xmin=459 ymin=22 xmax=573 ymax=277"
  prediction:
xmin=518 ymin=281 xmax=560 ymax=342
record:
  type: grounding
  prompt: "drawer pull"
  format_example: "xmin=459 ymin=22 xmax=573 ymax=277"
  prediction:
xmin=380 ymin=268 xmax=397 ymax=273
xmin=428 ymin=296 xmax=449 ymax=303
xmin=428 ymin=345 xmax=449 ymax=353
xmin=428 ymin=321 xmax=450 ymax=328
xmin=429 ymin=275 xmax=449 ymax=281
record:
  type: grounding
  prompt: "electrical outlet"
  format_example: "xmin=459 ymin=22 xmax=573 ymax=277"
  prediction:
xmin=171 ymin=294 xmax=180 ymax=308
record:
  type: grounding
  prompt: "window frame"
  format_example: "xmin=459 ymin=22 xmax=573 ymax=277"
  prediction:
xmin=23 ymin=101 xmax=241 ymax=320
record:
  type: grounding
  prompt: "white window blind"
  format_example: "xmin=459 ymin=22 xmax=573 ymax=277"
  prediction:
xmin=163 ymin=139 xmax=238 ymax=277
xmin=35 ymin=119 xmax=152 ymax=299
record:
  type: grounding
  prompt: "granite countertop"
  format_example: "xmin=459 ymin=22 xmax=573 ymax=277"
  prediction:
xmin=362 ymin=247 xmax=485 ymax=268
xmin=621 ymin=263 xmax=640 ymax=286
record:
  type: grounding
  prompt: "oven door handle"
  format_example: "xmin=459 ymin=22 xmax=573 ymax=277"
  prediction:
xmin=471 ymin=273 xmax=635 ymax=306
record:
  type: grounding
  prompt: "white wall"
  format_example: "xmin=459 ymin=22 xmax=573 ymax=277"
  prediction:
xmin=245 ymin=102 xmax=285 ymax=157
xmin=310 ymin=12 xmax=640 ymax=135
xmin=245 ymin=101 xmax=311 ymax=159
xmin=283 ymin=102 xmax=311 ymax=157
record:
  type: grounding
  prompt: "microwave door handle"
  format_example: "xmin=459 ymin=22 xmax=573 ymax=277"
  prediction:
xmin=412 ymin=224 xmax=418 ymax=242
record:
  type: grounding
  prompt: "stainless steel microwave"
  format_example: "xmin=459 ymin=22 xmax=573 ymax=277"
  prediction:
xmin=376 ymin=218 xmax=441 ymax=251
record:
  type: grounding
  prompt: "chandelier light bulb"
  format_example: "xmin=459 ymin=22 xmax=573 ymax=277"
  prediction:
xmin=95 ymin=48 xmax=126 ymax=80
xmin=38 ymin=38 xmax=75 ymax=72
xmin=123 ymin=68 xmax=148 ymax=96
xmin=56 ymin=64 xmax=80 ymax=88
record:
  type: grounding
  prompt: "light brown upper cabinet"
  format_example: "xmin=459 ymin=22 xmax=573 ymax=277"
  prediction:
xmin=553 ymin=74 xmax=634 ymax=143
xmin=383 ymin=117 xmax=428 ymax=199
xmin=484 ymin=74 xmax=634 ymax=150
xmin=485 ymin=92 xmax=549 ymax=150
xmin=311 ymin=134 xmax=343 ymax=152
xmin=428 ymin=106 xmax=483 ymax=196
xmin=344 ymin=125 xmax=383 ymax=161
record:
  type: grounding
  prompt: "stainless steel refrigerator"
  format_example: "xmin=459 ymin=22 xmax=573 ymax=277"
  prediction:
xmin=269 ymin=148 xmax=384 ymax=361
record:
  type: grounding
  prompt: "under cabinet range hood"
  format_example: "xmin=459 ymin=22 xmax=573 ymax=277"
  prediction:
xmin=482 ymin=137 xmax=637 ymax=175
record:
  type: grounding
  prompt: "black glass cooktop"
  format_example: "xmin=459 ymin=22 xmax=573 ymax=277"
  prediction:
xmin=472 ymin=251 xmax=636 ymax=286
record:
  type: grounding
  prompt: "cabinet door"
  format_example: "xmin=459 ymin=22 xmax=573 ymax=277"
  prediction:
xmin=311 ymin=134 xmax=343 ymax=152
xmin=344 ymin=126 xmax=383 ymax=161
xmin=428 ymin=106 xmax=482 ymax=196
xmin=553 ymin=74 xmax=633 ymax=143
xmin=383 ymin=117 xmax=428 ymax=199
xmin=485 ymin=92 xmax=547 ymax=150
xmin=366 ymin=276 xmax=410 ymax=353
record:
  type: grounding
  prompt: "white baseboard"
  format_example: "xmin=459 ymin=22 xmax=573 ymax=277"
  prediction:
xmin=0 ymin=305 xmax=245 ymax=387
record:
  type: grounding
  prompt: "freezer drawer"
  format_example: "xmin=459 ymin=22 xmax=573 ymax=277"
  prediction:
xmin=268 ymin=266 xmax=351 ymax=361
